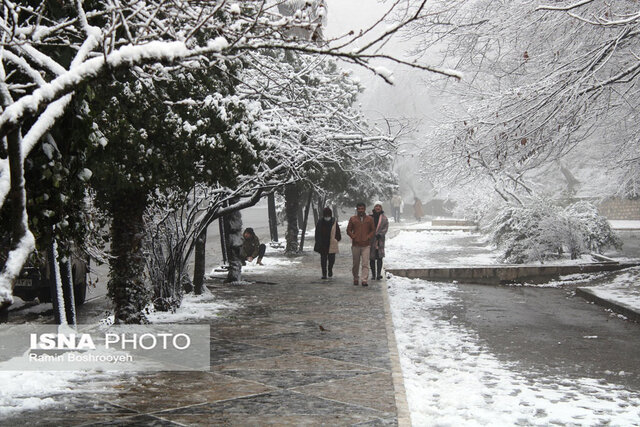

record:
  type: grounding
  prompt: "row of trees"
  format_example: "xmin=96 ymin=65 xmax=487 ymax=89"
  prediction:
xmin=0 ymin=1 xmax=458 ymax=323
xmin=386 ymin=0 xmax=637 ymax=260
xmin=399 ymin=0 xmax=639 ymax=203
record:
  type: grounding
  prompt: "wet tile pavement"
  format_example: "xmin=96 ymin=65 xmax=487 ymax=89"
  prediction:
xmin=2 ymin=246 xmax=409 ymax=426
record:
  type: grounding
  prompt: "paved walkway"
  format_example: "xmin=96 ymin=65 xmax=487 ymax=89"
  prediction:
xmin=3 ymin=243 xmax=409 ymax=426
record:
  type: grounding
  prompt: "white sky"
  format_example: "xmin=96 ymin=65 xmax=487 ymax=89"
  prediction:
xmin=324 ymin=0 xmax=448 ymax=199
xmin=325 ymin=0 xmax=439 ymax=121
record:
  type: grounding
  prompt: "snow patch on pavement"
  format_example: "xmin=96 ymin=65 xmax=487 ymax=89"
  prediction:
xmin=208 ymin=249 xmax=302 ymax=277
xmin=146 ymin=287 xmax=238 ymax=323
xmin=0 ymin=371 xmax=81 ymax=416
xmin=0 ymin=370 xmax=114 ymax=418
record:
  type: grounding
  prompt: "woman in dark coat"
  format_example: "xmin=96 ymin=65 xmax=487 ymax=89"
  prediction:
xmin=314 ymin=207 xmax=341 ymax=279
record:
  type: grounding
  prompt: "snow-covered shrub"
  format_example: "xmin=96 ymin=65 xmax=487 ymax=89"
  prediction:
xmin=491 ymin=200 xmax=559 ymax=263
xmin=565 ymin=201 xmax=622 ymax=253
xmin=491 ymin=199 xmax=621 ymax=263
xmin=537 ymin=213 xmax=585 ymax=260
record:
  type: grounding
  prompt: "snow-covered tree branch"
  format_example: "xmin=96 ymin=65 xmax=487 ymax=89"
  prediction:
xmin=0 ymin=0 xmax=459 ymax=318
xmin=402 ymin=0 xmax=640 ymax=204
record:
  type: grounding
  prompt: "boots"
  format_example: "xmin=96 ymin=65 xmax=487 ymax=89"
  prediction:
xmin=370 ymin=259 xmax=383 ymax=280
xmin=376 ymin=259 xmax=383 ymax=280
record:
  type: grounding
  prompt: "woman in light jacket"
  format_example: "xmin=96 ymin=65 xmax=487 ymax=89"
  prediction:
xmin=369 ymin=201 xmax=389 ymax=280
xmin=314 ymin=207 xmax=341 ymax=279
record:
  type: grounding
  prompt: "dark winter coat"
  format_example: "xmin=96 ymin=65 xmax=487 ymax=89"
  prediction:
xmin=347 ymin=214 xmax=375 ymax=247
xmin=240 ymin=234 xmax=261 ymax=259
xmin=314 ymin=218 xmax=341 ymax=254
xmin=370 ymin=213 xmax=389 ymax=260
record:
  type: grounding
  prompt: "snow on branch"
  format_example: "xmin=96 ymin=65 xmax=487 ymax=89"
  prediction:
xmin=0 ymin=39 xmax=229 ymax=138
xmin=536 ymin=0 xmax=595 ymax=12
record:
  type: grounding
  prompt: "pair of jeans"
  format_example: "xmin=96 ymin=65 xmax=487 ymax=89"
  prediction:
xmin=320 ymin=252 xmax=336 ymax=277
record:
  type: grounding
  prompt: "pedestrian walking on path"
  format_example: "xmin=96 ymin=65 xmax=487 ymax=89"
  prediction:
xmin=369 ymin=201 xmax=388 ymax=280
xmin=347 ymin=202 xmax=375 ymax=286
xmin=391 ymin=193 xmax=403 ymax=223
xmin=314 ymin=207 xmax=341 ymax=279
xmin=413 ymin=197 xmax=424 ymax=222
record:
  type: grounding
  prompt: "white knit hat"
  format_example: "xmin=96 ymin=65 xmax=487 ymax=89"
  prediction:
xmin=373 ymin=200 xmax=383 ymax=207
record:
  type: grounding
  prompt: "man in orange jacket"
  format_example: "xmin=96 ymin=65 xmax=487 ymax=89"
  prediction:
xmin=346 ymin=202 xmax=375 ymax=286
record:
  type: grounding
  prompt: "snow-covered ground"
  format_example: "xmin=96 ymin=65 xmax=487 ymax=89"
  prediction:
xmin=580 ymin=267 xmax=640 ymax=313
xmin=1 ymin=287 xmax=238 ymax=417
xmin=385 ymin=230 xmax=497 ymax=267
xmin=387 ymin=276 xmax=640 ymax=426
xmin=0 ymin=370 xmax=111 ymax=418
xmin=385 ymin=230 xmax=640 ymax=426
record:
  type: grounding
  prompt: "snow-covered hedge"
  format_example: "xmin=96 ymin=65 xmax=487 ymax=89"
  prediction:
xmin=491 ymin=199 xmax=622 ymax=263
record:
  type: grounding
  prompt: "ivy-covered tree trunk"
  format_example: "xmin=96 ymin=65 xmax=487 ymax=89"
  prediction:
xmin=284 ymin=183 xmax=299 ymax=254
xmin=193 ymin=228 xmax=207 ymax=295
xmin=108 ymin=190 xmax=150 ymax=324
xmin=224 ymin=209 xmax=243 ymax=283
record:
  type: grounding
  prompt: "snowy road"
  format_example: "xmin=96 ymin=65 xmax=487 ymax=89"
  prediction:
xmin=385 ymin=230 xmax=640 ymax=426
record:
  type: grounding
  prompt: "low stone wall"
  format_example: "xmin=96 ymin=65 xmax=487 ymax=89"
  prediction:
xmin=598 ymin=198 xmax=640 ymax=220
xmin=387 ymin=262 xmax=640 ymax=285
xmin=575 ymin=288 xmax=640 ymax=322
xmin=431 ymin=218 xmax=477 ymax=227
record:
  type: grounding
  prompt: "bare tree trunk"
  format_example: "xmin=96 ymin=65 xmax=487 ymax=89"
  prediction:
xmin=193 ymin=228 xmax=207 ymax=295
xmin=297 ymin=204 xmax=304 ymax=233
xmin=108 ymin=190 xmax=150 ymax=324
xmin=48 ymin=240 xmax=67 ymax=325
xmin=224 ymin=209 xmax=243 ymax=283
xmin=218 ymin=217 xmax=228 ymax=265
xmin=559 ymin=162 xmax=580 ymax=198
xmin=299 ymin=191 xmax=313 ymax=252
xmin=267 ymin=192 xmax=279 ymax=242
xmin=311 ymin=200 xmax=319 ymax=227
xmin=7 ymin=130 xmax=26 ymax=258
xmin=284 ymin=184 xmax=299 ymax=254
xmin=59 ymin=257 xmax=76 ymax=325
